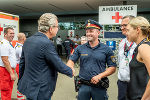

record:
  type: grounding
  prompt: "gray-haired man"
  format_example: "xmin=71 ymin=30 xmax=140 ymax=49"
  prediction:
xmin=117 ymin=15 xmax=136 ymax=100
xmin=18 ymin=13 xmax=74 ymax=100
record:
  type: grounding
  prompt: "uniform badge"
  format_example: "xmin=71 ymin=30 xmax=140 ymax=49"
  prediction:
xmin=81 ymin=54 xmax=88 ymax=56
xmin=87 ymin=20 xmax=90 ymax=26
xmin=0 ymin=41 xmax=3 ymax=44
xmin=111 ymin=56 xmax=116 ymax=63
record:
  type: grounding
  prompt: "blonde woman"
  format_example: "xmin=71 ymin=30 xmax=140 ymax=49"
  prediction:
xmin=126 ymin=16 xmax=150 ymax=100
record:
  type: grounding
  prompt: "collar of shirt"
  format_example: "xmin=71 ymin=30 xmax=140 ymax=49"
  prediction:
xmin=16 ymin=42 xmax=23 ymax=46
xmin=86 ymin=41 xmax=101 ymax=49
xmin=3 ymin=39 xmax=10 ymax=43
xmin=125 ymin=38 xmax=133 ymax=47
xmin=2 ymin=39 xmax=14 ymax=48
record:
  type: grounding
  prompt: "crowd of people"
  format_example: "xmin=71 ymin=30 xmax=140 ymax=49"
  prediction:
xmin=0 ymin=12 xmax=150 ymax=100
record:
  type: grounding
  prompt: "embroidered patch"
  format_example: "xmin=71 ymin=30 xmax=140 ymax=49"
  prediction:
xmin=0 ymin=41 xmax=3 ymax=44
xmin=111 ymin=56 xmax=116 ymax=63
xmin=81 ymin=54 xmax=88 ymax=56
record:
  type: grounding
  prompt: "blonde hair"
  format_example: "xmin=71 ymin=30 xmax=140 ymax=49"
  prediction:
xmin=129 ymin=16 xmax=150 ymax=40
xmin=17 ymin=33 xmax=26 ymax=40
xmin=38 ymin=13 xmax=58 ymax=33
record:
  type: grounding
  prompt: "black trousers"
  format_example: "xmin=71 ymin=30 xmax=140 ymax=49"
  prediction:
xmin=57 ymin=44 xmax=62 ymax=55
xmin=117 ymin=80 xmax=128 ymax=100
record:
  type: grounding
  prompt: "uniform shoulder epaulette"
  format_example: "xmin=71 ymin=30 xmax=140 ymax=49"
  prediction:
xmin=17 ymin=45 xmax=21 ymax=48
xmin=0 ymin=41 xmax=3 ymax=44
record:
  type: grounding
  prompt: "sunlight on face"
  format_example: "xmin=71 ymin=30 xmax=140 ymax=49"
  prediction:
xmin=86 ymin=29 xmax=99 ymax=42
xmin=126 ymin=24 xmax=137 ymax=42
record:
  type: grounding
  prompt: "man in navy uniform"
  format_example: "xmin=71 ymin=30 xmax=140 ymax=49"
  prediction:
xmin=67 ymin=19 xmax=117 ymax=100
xmin=63 ymin=36 xmax=75 ymax=59
xmin=18 ymin=13 xmax=74 ymax=100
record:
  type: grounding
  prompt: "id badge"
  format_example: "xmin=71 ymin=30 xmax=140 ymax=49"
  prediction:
xmin=125 ymin=57 xmax=129 ymax=66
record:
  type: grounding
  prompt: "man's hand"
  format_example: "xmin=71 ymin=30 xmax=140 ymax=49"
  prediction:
xmin=71 ymin=67 xmax=75 ymax=76
xmin=91 ymin=75 xmax=102 ymax=84
xmin=67 ymin=60 xmax=75 ymax=76
xmin=10 ymin=73 xmax=16 ymax=80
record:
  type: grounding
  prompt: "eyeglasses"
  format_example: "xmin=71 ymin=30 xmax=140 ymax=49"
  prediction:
xmin=120 ymin=24 xmax=128 ymax=28
xmin=53 ymin=26 xmax=60 ymax=29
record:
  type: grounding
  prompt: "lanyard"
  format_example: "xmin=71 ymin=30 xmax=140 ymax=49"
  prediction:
xmin=124 ymin=42 xmax=133 ymax=57
xmin=132 ymin=38 xmax=147 ymax=58
xmin=9 ymin=42 xmax=14 ymax=48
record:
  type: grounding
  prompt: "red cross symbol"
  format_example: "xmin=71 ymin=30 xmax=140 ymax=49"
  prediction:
xmin=0 ymin=25 xmax=3 ymax=35
xmin=112 ymin=12 xmax=123 ymax=23
xmin=70 ymin=31 xmax=73 ymax=36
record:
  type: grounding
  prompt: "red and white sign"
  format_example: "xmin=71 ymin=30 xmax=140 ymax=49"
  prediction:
xmin=68 ymin=30 xmax=74 ymax=37
xmin=0 ymin=12 xmax=19 ymax=40
xmin=99 ymin=5 xmax=137 ymax=25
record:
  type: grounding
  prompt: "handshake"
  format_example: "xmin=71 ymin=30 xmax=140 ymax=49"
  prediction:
xmin=66 ymin=60 xmax=75 ymax=76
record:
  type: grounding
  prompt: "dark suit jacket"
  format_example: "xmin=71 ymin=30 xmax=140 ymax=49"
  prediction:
xmin=18 ymin=32 xmax=72 ymax=100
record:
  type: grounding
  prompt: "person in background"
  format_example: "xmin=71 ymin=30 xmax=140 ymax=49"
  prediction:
xmin=71 ymin=36 xmax=88 ymax=55
xmin=117 ymin=15 xmax=136 ymax=100
xmin=17 ymin=13 xmax=74 ymax=100
xmin=69 ymin=34 xmax=75 ymax=53
xmin=67 ymin=19 xmax=116 ymax=100
xmin=63 ymin=36 xmax=75 ymax=59
xmin=74 ymin=35 xmax=81 ymax=48
xmin=80 ymin=36 xmax=87 ymax=45
xmin=0 ymin=27 xmax=16 ymax=100
xmin=15 ymin=32 xmax=26 ymax=100
xmin=56 ymin=35 xmax=62 ymax=56
xmin=126 ymin=16 xmax=150 ymax=100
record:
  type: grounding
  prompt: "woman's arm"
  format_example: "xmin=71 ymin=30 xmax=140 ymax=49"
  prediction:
xmin=138 ymin=44 xmax=150 ymax=100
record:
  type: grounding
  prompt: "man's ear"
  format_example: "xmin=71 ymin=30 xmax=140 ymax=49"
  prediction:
xmin=49 ymin=27 xmax=52 ymax=33
xmin=4 ymin=33 xmax=6 ymax=37
xmin=97 ymin=29 xmax=100 ymax=35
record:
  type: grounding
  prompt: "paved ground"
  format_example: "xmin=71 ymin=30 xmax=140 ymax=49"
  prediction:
xmin=52 ymin=67 xmax=118 ymax=100
xmin=0 ymin=57 xmax=118 ymax=100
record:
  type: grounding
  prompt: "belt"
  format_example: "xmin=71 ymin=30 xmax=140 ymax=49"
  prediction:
xmin=118 ymin=80 xmax=128 ymax=83
xmin=80 ymin=79 xmax=104 ymax=89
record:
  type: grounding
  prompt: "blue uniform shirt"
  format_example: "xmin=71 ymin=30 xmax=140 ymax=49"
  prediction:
xmin=69 ymin=42 xmax=117 ymax=80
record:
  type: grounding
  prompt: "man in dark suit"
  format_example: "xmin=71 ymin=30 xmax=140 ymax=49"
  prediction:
xmin=18 ymin=13 xmax=74 ymax=100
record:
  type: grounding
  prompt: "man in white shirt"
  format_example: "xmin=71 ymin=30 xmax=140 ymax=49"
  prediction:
xmin=56 ymin=35 xmax=62 ymax=56
xmin=0 ymin=27 xmax=16 ymax=100
xmin=117 ymin=15 xmax=136 ymax=100
xmin=15 ymin=33 xmax=26 ymax=100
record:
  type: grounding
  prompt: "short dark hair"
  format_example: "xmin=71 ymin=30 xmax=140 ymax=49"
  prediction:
xmin=4 ymin=27 xmax=14 ymax=34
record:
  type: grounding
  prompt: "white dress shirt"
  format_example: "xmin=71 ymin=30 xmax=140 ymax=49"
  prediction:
xmin=15 ymin=42 xmax=23 ymax=64
xmin=118 ymin=38 xmax=136 ymax=82
xmin=0 ymin=39 xmax=16 ymax=68
xmin=56 ymin=37 xmax=62 ymax=45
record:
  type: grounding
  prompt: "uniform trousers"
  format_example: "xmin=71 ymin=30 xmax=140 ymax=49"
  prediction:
xmin=117 ymin=80 xmax=128 ymax=100
xmin=0 ymin=66 xmax=14 ymax=100
xmin=78 ymin=84 xmax=108 ymax=100
xmin=16 ymin=64 xmax=25 ymax=100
